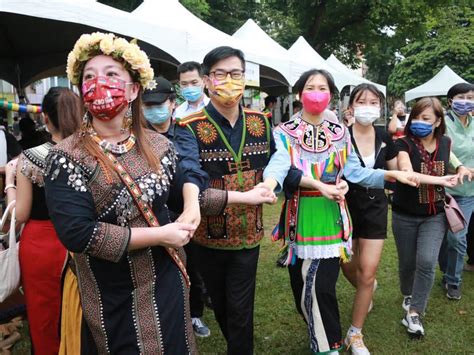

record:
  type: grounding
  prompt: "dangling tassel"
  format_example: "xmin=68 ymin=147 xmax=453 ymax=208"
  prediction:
xmin=339 ymin=200 xmax=351 ymax=242
xmin=340 ymin=241 xmax=352 ymax=263
xmin=271 ymin=224 xmax=280 ymax=242
xmin=121 ymin=102 xmax=133 ymax=133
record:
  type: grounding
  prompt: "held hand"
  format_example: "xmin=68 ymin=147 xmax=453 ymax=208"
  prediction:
xmin=456 ymin=166 xmax=472 ymax=185
xmin=336 ymin=180 xmax=349 ymax=196
xmin=5 ymin=158 xmax=18 ymax=185
xmin=244 ymin=187 xmax=277 ymax=205
xmin=176 ymin=203 xmax=201 ymax=237
xmin=157 ymin=223 xmax=196 ymax=248
xmin=392 ymin=171 xmax=419 ymax=187
xmin=438 ymin=175 xmax=459 ymax=188
xmin=318 ymin=183 xmax=346 ymax=202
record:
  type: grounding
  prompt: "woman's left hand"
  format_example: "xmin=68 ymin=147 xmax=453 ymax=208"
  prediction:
xmin=176 ymin=203 xmax=201 ymax=237
xmin=456 ymin=165 xmax=472 ymax=185
xmin=392 ymin=170 xmax=420 ymax=187
xmin=5 ymin=158 xmax=18 ymax=185
xmin=438 ymin=175 xmax=459 ymax=188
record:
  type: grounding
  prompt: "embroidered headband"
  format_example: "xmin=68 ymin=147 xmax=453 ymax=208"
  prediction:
xmin=66 ymin=32 xmax=157 ymax=90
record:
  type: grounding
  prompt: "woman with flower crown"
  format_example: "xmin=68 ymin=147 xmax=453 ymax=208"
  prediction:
xmin=45 ymin=32 xmax=274 ymax=355
xmin=44 ymin=32 xmax=203 ymax=354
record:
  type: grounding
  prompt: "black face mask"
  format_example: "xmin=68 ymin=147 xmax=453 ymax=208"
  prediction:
xmin=397 ymin=114 xmax=406 ymax=121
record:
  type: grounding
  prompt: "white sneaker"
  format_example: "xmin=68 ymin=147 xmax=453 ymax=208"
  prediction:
xmin=402 ymin=295 xmax=411 ymax=312
xmin=401 ymin=312 xmax=424 ymax=336
xmin=345 ymin=332 xmax=370 ymax=355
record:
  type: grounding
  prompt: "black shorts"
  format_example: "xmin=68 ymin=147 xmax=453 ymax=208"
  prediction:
xmin=346 ymin=188 xmax=388 ymax=240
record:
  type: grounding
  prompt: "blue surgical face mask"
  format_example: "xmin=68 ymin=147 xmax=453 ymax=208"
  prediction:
xmin=452 ymin=99 xmax=473 ymax=116
xmin=181 ymin=86 xmax=202 ymax=102
xmin=409 ymin=120 xmax=433 ymax=138
xmin=143 ymin=104 xmax=171 ymax=125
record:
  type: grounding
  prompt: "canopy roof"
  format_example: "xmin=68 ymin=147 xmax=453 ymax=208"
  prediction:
xmin=288 ymin=36 xmax=344 ymax=89
xmin=232 ymin=19 xmax=291 ymax=85
xmin=0 ymin=0 xmax=179 ymax=88
xmin=133 ymin=2 xmax=289 ymax=89
xmin=326 ymin=54 xmax=386 ymax=95
xmin=404 ymin=65 xmax=468 ymax=102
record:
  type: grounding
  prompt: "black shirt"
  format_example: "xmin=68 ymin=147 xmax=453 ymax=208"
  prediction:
xmin=348 ymin=126 xmax=398 ymax=191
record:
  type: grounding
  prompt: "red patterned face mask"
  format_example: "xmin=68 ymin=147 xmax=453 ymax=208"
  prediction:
xmin=82 ymin=76 xmax=129 ymax=121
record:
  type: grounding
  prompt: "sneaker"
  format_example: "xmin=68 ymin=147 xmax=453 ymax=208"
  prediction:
xmin=401 ymin=312 xmax=424 ymax=336
xmin=402 ymin=296 xmax=412 ymax=312
xmin=345 ymin=332 xmax=370 ymax=355
xmin=446 ymin=284 xmax=462 ymax=300
xmin=192 ymin=318 xmax=210 ymax=337
xmin=463 ymin=263 xmax=474 ymax=272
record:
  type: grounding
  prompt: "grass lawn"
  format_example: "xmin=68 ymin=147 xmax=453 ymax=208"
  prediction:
xmin=11 ymin=201 xmax=474 ymax=354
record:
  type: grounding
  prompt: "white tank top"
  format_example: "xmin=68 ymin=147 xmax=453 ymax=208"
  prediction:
xmin=362 ymin=152 xmax=375 ymax=169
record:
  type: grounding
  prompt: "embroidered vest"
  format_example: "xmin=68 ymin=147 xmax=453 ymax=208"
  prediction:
xmin=179 ymin=108 xmax=271 ymax=249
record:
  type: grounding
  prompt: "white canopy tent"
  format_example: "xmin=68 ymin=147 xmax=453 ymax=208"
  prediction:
xmin=288 ymin=36 xmax=352 ymax=91
xmin=404 ymin=65 xmax=468 ymax=102
xmin=133 ymin=2 xmax=290 ymax=88
xmin=326 ymin=54 xmax=386 ymax=95
xmin=232 ymin=19 xmax=291 ymax=84
xmin=0 ymin=0 xmax=290 ymax=90
xmin=0 ymin=0 xmax=183 ymax=87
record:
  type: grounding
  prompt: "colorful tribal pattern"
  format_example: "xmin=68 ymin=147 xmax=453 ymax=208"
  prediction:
xmin=246 ymin=114 xmax=266 ymax=137
xmin=196 ymin=121 xmax=218 ymax=145
xmin=277 ymin=115 xmax=353 ymax=262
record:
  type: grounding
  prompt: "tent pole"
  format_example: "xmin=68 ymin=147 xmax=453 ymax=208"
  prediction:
xmin=288 ymin=85 xmax=293 ymax=118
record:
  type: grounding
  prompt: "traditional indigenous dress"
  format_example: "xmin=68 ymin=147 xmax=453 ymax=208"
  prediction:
xmin=18 ymin=142 xmax=68 ymax=355
xmin=44 ymin=131 xmax=196 ymax=354
xmin=264 ymin=112 xmax=386 ymax=354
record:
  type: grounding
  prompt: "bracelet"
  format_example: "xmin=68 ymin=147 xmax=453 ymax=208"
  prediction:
xmin=4 ymin=184 xmax=16 ymax=193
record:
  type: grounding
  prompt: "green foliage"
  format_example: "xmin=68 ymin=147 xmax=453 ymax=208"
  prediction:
xmin=180 ymin=0 xmax=210 ymax=18
xmin=388 ymin=6 xmax=473 ymax=98
xmin=98 ymin=0 xmax=472 ymax=91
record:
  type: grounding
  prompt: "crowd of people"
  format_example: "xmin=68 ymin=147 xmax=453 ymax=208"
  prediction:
xmin=0 ymin=31 xmax=473 ymax=355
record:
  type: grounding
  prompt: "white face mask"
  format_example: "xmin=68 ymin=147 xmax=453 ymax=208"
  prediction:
xmin=354 ymin=106 xmax=380 ymax=126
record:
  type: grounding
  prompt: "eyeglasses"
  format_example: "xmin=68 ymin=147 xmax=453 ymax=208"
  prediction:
xmin=209 ymin=70 xmax=245 ymax=81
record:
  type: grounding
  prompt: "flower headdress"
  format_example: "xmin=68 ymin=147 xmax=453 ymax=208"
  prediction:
xmin=66 ymin=32 xmax=157 ymax=90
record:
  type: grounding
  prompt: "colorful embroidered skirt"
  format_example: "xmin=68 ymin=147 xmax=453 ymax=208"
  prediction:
xmin=293 ymin=196 xmax=351 ymax=260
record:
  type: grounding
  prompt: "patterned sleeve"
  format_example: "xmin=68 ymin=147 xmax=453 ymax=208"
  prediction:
xmin=44 ymin=152 xmax=130 ymax=263
xmin=19 ymin=153 xmax=45 ymax=186
xmin=200 ymin=188 xmax=228 ymax=216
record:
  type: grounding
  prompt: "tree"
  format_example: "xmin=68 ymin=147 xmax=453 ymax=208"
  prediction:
xmin=387 ymin=6 xmax=473 ymax=98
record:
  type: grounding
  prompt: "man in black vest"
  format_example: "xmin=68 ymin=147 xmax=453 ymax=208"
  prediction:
xmin=174 ymin=46 xmax=288 ymax=355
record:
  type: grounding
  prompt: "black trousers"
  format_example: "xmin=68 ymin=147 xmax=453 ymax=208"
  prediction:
xmin=467 ymin=214 xmax=474 ymax=265
xmin=197 ymin=245 xmax=259 ymax=355
xmin=184 ymin=242 xmax=205 ymax=318
xmin=288 ymin=257 xmax=343 ymax=354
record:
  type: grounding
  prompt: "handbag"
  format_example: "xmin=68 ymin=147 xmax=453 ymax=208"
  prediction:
xmin=444 ymin=193 xmax=467 ymax=233
xmin=0 ymin=201 xmax=20 ymax=302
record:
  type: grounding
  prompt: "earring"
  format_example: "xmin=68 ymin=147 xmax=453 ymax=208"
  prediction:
xmin=80 ymin=111 xmax=93 ymax=136
xmin=121 ymin=103 xmax=133 ymax=134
